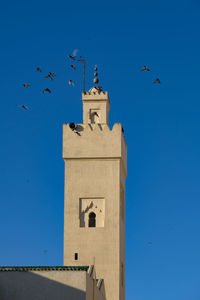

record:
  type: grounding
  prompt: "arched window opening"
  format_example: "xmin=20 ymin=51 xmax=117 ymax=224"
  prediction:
xmin=88 ymin=212 xmax=96 ymax=227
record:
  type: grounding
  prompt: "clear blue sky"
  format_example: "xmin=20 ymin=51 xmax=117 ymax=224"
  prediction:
xmin=0 ymin=0 xmax=200 ymax=299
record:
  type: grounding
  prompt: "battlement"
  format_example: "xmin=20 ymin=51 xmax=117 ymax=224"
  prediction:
xmin=82 ymin=91 xmax=108 ymax=96
xmin=82 ymin=91 xmax=109 ymax=101
xmin=63 ymin=123 xmax=127 ymax=176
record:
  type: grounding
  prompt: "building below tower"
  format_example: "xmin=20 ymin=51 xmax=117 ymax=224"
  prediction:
xmin=0 ymin=266 xmax=105 ymax=300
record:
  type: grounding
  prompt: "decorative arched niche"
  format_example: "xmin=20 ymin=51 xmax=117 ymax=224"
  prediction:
xmin=79 ymin=198 xmax=105 ymax=228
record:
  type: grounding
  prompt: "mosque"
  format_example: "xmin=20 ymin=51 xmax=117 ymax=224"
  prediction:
xmin=0 ymin=71 xmax=127 ymax=300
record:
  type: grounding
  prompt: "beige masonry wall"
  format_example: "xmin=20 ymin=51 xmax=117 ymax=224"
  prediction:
xmin=0 ymin=269 xmax=105 ymax=300
xmin=0 ymin=270 xmax=86 ymax=300
xmin=63 ymin=123 xmax=126 ymax=170
xmin=63 ymin=120 xmax=127 ymax=300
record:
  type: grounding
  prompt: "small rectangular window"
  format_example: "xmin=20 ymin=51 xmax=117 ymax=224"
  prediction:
xmin=75 ymin=253 xmax=78 ymax=260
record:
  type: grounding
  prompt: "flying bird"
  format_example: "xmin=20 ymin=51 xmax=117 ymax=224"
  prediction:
xmin=147 ymin=242 xmax=152 ymax=245
xmin=36 ymin=67 xmax=42 ymax=72
xmin=42 ymin=88 xmax=51 ymax=94
xmin=68 ymin=55 xmax=76 ymax=60
xmin=49 ymin=72 xmax=56 ymax=78
xmin=18 ymin=105 xmax=29 ymax=110
xmin=140 ymin=66 xmax=150 ymax=71
xmin=68 ymin=80 xmax=75 ymax=86
xmin=22 ymin=83 xmax=31 ymax=88
xmin=44 ymin=72 xmax=55 ymax=80
xmin=70 ymin=64 xmax=76 ymax=70
xmin=44 ymin=74 xmax=53 ymax=80
xmin=68 ymin=49 xmax=78 ymax=60
xmin=153 ymin=78 xmax=161 ymax=84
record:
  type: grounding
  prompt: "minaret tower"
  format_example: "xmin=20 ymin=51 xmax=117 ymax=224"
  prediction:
xmin=63 ymin=67 xmax=127 ymax=300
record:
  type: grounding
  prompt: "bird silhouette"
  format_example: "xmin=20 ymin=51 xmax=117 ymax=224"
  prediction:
xmin=44 ymin=74 xmax=53 ymax=80
xmin=153 ymin=78 xmax=161 ymax=84
xmin=147 ymin=242 xmax=152 ymax=245
xmin=44 ymin=72 xmax=55 ymax=80
xmin=68 ymin=80 xmax=75 ymax=86
xmin=70 ymin=64 xmax=76 ymax=70
xmin=140 ymin=66 xmax=150 ymax=71
xmin=22 ymin=83 xmax=31 ymax=88
xmin=68 ymin=55 xmax=76 ymax=60
xmin=42 ymin=88 xmax=51 ymax=94
xmin=36 ymin=67 xmax=42 ymax=72
xmin=68 ymin=49 xmax=78 ymax=60
xmin=49 ymin=72 xmax=56 ymax=78
xmin=18 ymin=105 xmax=29 ymax=110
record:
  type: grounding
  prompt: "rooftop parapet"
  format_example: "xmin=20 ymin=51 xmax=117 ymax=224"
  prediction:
xmin=63 ymin=123 xmax=127 ymax=177
xmin=82 ymin=90 xmax=109 ymax=98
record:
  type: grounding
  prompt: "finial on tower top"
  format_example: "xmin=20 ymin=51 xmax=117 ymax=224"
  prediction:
xmin=88 ymin=65 xmax=102 ymax=93
xmin=93 ymin=65 xmax=99 ymax=85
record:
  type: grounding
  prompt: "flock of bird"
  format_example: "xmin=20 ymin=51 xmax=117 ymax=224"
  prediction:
xmin=20 ymin=70 xmax=55 ymax=110
xmin=19 ymin=49 xmax=81 ymax=110
xmin=140 ymin=65 xmax=161 ymax=84
xmin=19 ymin=54 xmax=160 ymax=111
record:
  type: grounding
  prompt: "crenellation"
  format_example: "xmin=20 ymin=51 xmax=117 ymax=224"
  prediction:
xmin=82 ymin=91 xmax=107 ymax=96
xmin=63 ymin=122 xmax=123 ymax=133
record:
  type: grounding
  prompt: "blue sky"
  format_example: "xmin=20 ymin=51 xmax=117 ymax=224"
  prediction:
xmin=0 ymin=0 xmax=200 ymax=299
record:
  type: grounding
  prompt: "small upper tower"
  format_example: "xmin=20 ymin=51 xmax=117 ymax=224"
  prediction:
xmin=63 ymin=67 xmax=127 ymax=300
xmin=82 ymin=66 xmax=110 ymax=124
